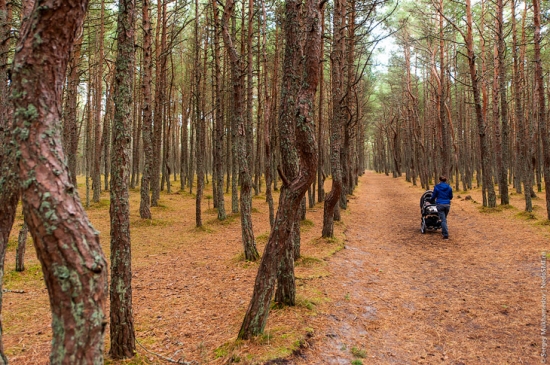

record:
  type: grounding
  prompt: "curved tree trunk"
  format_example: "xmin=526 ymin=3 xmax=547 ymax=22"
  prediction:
xmin=11 ymin=1 xmax=108 ymax=362
xmin=238 ymin=0 xmax=322 ymax=339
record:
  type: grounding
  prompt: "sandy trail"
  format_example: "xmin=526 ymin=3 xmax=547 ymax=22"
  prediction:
xmin=297 ymin=171 xmax=543 ymax=364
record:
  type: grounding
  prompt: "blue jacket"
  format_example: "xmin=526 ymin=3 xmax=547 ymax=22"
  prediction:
xmin=431 ymin=182 xmax=453 ymax=205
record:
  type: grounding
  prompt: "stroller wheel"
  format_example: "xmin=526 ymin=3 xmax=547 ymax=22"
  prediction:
xmin=420 ymin=219 xmax=426 ymax=234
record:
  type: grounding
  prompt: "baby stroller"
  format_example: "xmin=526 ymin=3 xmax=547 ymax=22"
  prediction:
xmin=420 ymin=190 xmax=441 ymax=234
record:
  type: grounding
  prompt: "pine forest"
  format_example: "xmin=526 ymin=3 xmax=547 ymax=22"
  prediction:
xmin=0 ymin=0 xmax=549 ymax=363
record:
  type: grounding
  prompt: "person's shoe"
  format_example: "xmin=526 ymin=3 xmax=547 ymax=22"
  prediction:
xmin=442 ymin=236 xmax=449 ymax=240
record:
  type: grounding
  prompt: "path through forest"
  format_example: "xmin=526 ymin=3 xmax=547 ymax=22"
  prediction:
xmin=297 ymin=171 xmax=543 ymax=364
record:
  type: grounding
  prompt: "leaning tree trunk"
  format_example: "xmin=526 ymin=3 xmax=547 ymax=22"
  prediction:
xmin=238 ymin=0 xmax=322 ymax=339
xmin=109 ymin=0 xmax=136 ymax=359
xmin=10 ymin=1 xmax=108 ymax=362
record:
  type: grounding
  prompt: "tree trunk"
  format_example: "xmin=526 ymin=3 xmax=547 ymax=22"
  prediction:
xmin=139 ymin=0 xmax=153 ymax=219
xmin=16 ymin=222 xmax=28 ymax=272
xmin=322 ymin=0 xmax=346 ymax=238
xmin=317 ymin=6 xmax=325 ymax=204
xmin=533 ymin=0 xmax=550 ymax=219
xmin=109 ymin=0 xmax=136 ymax=358
xmin=238 ymin=0 xmax=322 ymax=339
xmin=11 ymin=1 xmax=108 ymax=362
xmin=465 ymin=0 xmax=496 ymax=208
xmin=211 ymin=0 xmax=226 ymax=221
xmin=64 ymin=33 xmax=82 ymax=186
xmin=151 ymin=0 xmax=166 ymax=207
xmin=0 ymin=3 xmax=17 ymax=359
xmin=221 ymin=0 xmax=259 ymax=261
xmin=496 ymin=0 xmax=509 ymax=205
xmin=194 ymin=0 xmax=204 ymax=227
xmin=92 ymin=0 xmax=105 ymax=203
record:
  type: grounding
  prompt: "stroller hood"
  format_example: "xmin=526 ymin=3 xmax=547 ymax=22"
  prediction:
xmin=420 ymin=190 xmax=433 ymax=210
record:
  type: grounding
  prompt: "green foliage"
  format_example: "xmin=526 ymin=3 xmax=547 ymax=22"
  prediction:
xmin=479 ymin=204 xmax=513 ymax=213
xmin=295 ymin=256 xmax=323 ymax=267
xmin=4 ymin=264 xmax=43 ymax=290
xmin=351 ymin=346 xmax=367 ymax=358
xmin=256 ymin=232 xmax=270 ymax=244
xmin=516 ymin=211 xmax=537 ymax=220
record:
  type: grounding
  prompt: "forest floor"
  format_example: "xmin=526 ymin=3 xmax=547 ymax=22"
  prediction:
xmin=3 ymin=171 xmax=548 ymax=364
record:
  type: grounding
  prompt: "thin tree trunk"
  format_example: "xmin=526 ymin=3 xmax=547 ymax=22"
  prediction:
xmin=317 ymin=6 xmax=325 ymax=203
xmin=15 ymin=222 xmax=28 ymax=272
xmin=195 ymin=0 xmax=204 ymax=227
xmin=533 ymin=0 xmax=550 ymax=219
xmin=64 ymin=33 xmax=83 ymax=186
xmin=465 ymin=0 xmax=496 ymax=208
xmin=140 ymin=0 xmax=153 ymax=219
xmin=497 ymin=0 xmax=509 ymax=205
xmin=92 ymin=0 xmax=105 ymax=203
xmin=212 ymin=0 xmax=226 ymax=220
xmin=151 ymin=0 xmax=166 ymax=207
xmin=322 ymin=0 xmax=346 ymax=238
xmin=0 ymin=3 xmax=17 ymax=359
xmin=109 ymin=0 xmax=136 ymax=358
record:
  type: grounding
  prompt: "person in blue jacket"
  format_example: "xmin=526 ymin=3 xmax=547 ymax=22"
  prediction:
xmin=430 ymin=176 xmax=453 ymax=239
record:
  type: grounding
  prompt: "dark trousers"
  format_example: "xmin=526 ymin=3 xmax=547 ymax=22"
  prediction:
xmin=437 ymin=204 xmax=451 ymax=237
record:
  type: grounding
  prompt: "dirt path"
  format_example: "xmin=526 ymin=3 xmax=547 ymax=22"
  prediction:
xmin=297 ymin=171 xmax=543 ymax=364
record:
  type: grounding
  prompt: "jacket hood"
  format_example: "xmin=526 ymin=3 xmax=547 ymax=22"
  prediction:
xmin=438 ymin=183 xmax=452 ymax=194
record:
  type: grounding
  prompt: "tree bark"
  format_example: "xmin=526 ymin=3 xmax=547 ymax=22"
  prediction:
xmin=11 ymin=1 xmax=108 ymax=362
xmin=109 ymin=0 xmax=136 ymax=358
